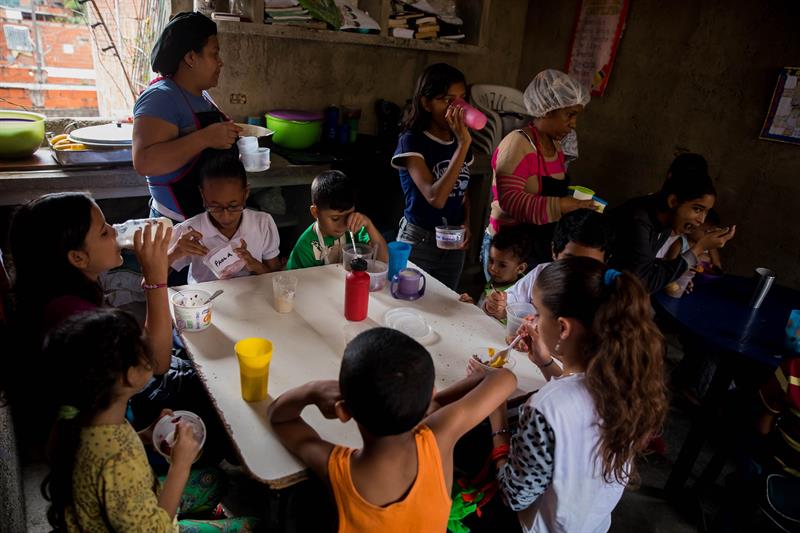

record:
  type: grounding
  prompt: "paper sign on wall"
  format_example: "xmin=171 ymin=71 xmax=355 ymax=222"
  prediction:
xmin=760 ymin=67 xmax=800 ymax=146
xmin=566 ymin=0 xmax=630 ymax=96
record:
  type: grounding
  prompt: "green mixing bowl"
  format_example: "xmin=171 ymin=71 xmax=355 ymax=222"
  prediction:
xmin=0 ymin=110 xmax=46 ymax=158
xmin=266 ymin=110 xmax=322 ymax=150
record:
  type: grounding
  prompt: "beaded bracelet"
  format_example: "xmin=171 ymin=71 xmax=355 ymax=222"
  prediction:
xmin=491 ymin=428 xmax=511 ymax=438
xmin=141 ymin=280 xmax=167 ymax=290
xmin=491 ymin=444 xmax=510 ymax=462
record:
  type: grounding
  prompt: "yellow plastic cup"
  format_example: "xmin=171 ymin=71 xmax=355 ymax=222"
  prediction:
xmin=234 ymin=338 xmax=273 ymax=402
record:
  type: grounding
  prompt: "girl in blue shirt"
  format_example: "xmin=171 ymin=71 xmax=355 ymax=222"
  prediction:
xmin=391 ymin=63 xmax=474 ymax=290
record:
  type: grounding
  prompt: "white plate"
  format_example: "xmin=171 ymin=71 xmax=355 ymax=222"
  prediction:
xmin=384 ymin=308 xmax=435 ymax=344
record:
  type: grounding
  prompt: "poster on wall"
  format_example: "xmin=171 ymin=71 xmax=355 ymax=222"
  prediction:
xmin=565 ymin=0 xmax=630 ymax=96
xmin=760 ymin=67 xmax=800 ymax=146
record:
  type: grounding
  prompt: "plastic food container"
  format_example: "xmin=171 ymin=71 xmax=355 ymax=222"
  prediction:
xmin=343 ymin=243 xmax=376 ymax=270
xmin=241 ymin=147 xmax=270 ymax=172
xmin=435 ymin=226 xmax=465 ymax=250
xmin=571 ymin=186 xmax=595 ymax=200
xmin=152 ymin=410 xmax=206 ymax=463
xmin=265 ymin=110 xmax=323 ymax=149
xmin=236 ymin=136 xmax=259 ymax=153
xmin=0 ymin=111 xmax=45 ymax=158
xmin=506 ymin=302 xmax=535 ymax=341
xmin=366 ymin=259 xmax=388 ymax=291
xmin=172 ymin=289 xmax=213 ymax=332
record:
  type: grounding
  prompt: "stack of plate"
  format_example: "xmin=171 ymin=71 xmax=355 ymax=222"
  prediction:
xmin=384 ymin=308 xmax=436 ymax=345
xmin=68 ymin=123 xmax=133 ymax=149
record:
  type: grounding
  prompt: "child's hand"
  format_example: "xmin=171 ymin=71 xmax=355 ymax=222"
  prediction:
xmin=169 ymin=227 xmax=207 ymax=260
xmin=234 ymin=239 xmax=266 ymax=274
xmin=484 ymin=290 xmax=507 ymax=319
xmin=170 ymin=422 xmax=201 ymax=469
xmin=346 ymin=212 xmax=373 ymax=234
xmin=310 ymin=380 xmax=342 ymax=419
xmin=459 ymin=292 xmax=475 ymax=304
xmin=446 ymin=104 xmax=471 ymax=146
xmin=467 ymin=355 xmax=492 ymax=376
xmin=519 ymin=317 xmax=552 ymax=367
xmin=696 ymin=225 xmax=736 ymax=252
xmin=135 ymin=222 xmax=172 ymax=285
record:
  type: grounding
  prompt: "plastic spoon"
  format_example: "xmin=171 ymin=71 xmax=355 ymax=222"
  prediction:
xmin=489 ymin=334 xmax=523 ymax=367
xmin=203 ymin=289 xmax=224 ymax=304
xmin=348 ymin=231 xmax=359 ymax=257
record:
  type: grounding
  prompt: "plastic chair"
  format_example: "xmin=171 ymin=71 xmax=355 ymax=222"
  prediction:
xmin=470 ymin=84 xmax=531 ymax=153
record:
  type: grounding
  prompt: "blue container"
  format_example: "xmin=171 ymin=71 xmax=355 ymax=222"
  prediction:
xmin=387 ymin=241 xmax=412 ymax=280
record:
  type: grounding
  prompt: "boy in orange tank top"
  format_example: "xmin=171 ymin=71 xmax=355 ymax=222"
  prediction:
xmin=269 ymin=327 xmax=517 ymax=532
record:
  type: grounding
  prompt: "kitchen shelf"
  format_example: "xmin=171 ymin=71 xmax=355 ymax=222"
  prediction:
xmin=216 ymin=20 xmax=484 ymax=54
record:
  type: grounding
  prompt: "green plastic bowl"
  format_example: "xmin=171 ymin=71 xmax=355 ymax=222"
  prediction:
xmin=265 ymin=112 xmax=321 ymax=150
xmin=0 ymin=110 xmax=45 ymax=159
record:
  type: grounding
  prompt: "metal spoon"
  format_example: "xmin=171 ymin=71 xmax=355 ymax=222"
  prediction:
xmin=204 ymin=289 xmax=224 ymax=304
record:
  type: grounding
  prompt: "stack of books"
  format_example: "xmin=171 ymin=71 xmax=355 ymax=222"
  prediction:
xmin=388 ymin=2 xmax=465 ymax=41
xmin=211 ymin=12 xmax=250 ymax=22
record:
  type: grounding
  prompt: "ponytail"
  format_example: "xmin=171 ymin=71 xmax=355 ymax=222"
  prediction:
xmin=536 ymin=258 xmax=668 ymax=484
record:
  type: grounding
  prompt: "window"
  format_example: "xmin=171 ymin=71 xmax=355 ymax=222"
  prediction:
xmin=3 ymin=24 xmax=33 ymax=52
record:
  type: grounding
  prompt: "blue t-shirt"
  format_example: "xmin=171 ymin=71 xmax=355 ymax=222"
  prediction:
xmin=133 ymin=79 xmax=217 ymax=218
xmin=391 ymin=130 xmax=473 ymax=231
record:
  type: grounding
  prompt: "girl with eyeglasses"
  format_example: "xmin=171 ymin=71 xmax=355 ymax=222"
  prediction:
xmin=168 ymin=155 xmax=282 ymax=283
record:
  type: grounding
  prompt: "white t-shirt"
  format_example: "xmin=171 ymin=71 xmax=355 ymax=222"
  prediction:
xmin=171 ymin=209 xmax=280 ymax=284
xmin=505 ymin=262 xmax=551 ymax=308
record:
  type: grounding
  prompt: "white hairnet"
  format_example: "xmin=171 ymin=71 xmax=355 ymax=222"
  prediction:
xmin=523 ymin=69 xmax=590 ymax=118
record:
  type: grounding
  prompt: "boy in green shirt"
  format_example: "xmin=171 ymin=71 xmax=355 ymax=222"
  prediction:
xmin=287 ymin=170 xmax=388 ymax=269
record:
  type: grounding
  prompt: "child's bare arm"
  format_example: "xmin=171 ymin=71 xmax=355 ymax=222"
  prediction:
xmin=268 ymin=381 xmax=338 ymax=480
xmin=262 ymin=256 xmax=282 ymax=273
xmin=425 ymin=368 xmax=517 ymax=454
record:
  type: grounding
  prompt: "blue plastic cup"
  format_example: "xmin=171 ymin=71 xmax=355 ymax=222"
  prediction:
xmin=387 ymin=241 xmax=412 ymax=280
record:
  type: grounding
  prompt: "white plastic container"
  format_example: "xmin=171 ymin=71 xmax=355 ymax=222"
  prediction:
xmin=113 ymin=217 xmax=172 ymax=249
xmin=172 ymin=289 xmax=213 ymax=332
xmin=435 ymin=225 xmax=465 ymax=250
xmin=152 ymin=410 xmax=206 ymax=463
xmin=236 ymin=136 xmax=259 ymax=154
xmin=506 ymin=302 xmax=535 ymax=343
xmin=366 ymin=259 xmax=388 ymax=291
xmin=571 ymin=186 xmax=595 ymax=200
xmin=241 ymin=147 xmax=270 ymax=172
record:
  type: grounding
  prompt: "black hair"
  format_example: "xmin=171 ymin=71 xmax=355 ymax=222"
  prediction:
xmin=41 ymin=309 xmax=153 ymax=529
xmin=490 ymin=225 xmax=532 ymax=263
xmin=311 ymin=170 xmax=356 ymax=212
xmin=200 ymin=154 xmax=248 ymax=188
xmin=151 ymin=11 xmax=217 ymax=77
xmin=340 ymin=328 xmax=434 ymax=436
xmin=403 ymin=63 xmax=466 ymax=133
xmin=552 ymin=209 xmax=615 ymax=259
xmin=9 ymin=193 xmax=103 ymax=328
xmin=659 ymin=153 xmax=716 ymax=207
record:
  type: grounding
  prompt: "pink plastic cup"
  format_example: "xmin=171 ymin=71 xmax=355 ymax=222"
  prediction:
xmin=452 ymin=98 xmax=487 ymax=130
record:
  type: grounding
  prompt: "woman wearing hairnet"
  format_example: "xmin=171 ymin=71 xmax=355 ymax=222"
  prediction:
xmin=132 ymin=12 xmax=242 ymax=222
xmin=482 ymin=69 xmax=592 ymax=274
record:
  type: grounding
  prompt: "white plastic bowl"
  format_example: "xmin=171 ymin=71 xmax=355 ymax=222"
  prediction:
xmin=152 ymin=410 xmax=206 ymax=463
xmin=172 ymin=289 xmax=212 ymax=332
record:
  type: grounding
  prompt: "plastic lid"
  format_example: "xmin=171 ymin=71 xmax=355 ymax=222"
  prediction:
xmin=350 ymin=258 xmax=368 ymax=272
xmin=267 ymin=109 xmax=324 ymax=121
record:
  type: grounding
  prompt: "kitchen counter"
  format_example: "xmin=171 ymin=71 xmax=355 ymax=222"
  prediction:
xmin=0 ymin=150 xmax=330 ymax=206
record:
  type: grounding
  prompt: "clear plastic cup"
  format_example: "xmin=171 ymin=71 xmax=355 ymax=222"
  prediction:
xmin=343 ymin=243 xmax=376 ymax=270
xmin=236 ymin=136 xmax=259 ymax=153
xmin=241 ymin=147 xmax=270 ymax=172
xmin=435 ymin=226 xmax=465 ymax=250
xmin=272 ymin=275 xmax=298 ymax=313
xmin=506 ymin=302 xmax=535 ymax=344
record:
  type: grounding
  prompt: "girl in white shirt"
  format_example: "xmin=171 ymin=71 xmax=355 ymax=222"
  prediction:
xmin=474 ymin=257 xmax=668 ymax=532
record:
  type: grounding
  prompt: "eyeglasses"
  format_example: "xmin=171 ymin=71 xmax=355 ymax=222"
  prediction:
xmin=205 ymin=205 xmax=245 ymax=214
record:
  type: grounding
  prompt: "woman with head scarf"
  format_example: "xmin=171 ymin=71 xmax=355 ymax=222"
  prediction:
xmin=481 ymin=70 xmax=592 ymax=271
xmin=132 ymin=12 xmax=242 ymax=222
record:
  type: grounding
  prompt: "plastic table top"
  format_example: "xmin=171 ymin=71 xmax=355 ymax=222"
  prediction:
xmin=653 ymin=274 xmax=800 ymax=368
xmin=174 ymin=263 xmax=546 ymax=488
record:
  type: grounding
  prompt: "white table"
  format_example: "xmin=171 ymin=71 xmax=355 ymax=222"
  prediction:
xmin=176 ymin=263 xmax=546 ymax=488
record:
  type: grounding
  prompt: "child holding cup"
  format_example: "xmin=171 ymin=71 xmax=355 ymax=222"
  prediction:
xmin=392 ymin=63 xmax=475 ymax=290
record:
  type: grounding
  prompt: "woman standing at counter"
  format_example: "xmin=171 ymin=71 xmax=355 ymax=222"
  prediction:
xmin=132 ymin=12 xmax=241 ymax=222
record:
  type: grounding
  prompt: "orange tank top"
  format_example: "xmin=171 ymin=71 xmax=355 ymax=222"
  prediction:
xmin=327 ymin=425 xmax=451 ymax=533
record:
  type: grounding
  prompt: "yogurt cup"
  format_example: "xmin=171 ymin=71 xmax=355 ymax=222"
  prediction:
xmin=172 ymin=289 xmax=213 ymax=332
xmin=571 ymin=186 xmax=595 ymax=200
xmin=152 ymin=410 xmax=206 ymax=463
xmin=435 ymin=226 xmax=465 ymax=250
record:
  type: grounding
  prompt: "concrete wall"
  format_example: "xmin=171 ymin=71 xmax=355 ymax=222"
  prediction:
xmin=209 ymin=0 xmax=530 ymax=134
xmin=518 ymin=0 xmax=800 ymax=289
